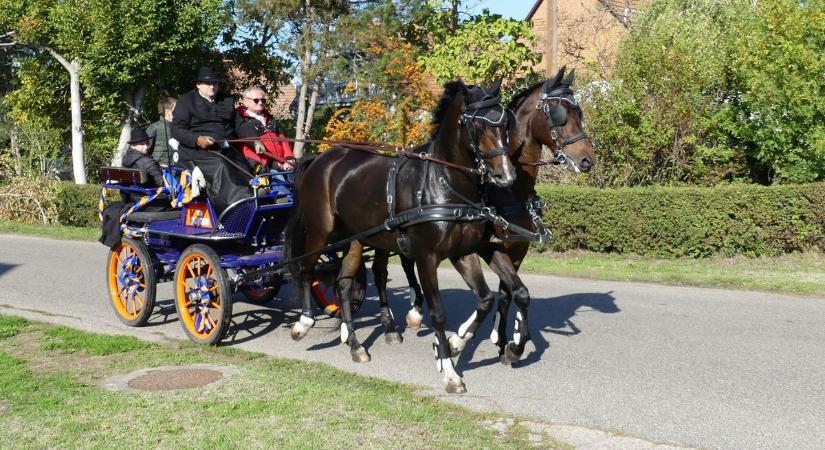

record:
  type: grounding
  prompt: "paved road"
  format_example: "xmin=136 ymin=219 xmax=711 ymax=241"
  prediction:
xmin=1 ymin=234 xmax=824 ymax=449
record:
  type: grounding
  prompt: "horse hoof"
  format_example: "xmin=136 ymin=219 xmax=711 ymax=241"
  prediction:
xmin=351 ymin=346 xmax=371 ymax=363
xmin=447 ymin=333 xmax=466 ymax=357
xmin=406 ymin=309 xmax=423 ymax=329
xmin=504 ymin=342 xmax=521 ymax=364
xmin=384 ymin=332 xmax=403 ymax=345
xmin=499 ymin=353 xmax=512 ymax=366
xmin=290 ymin=323 xmax=308 ymax=341
xmin=444 ymin=378 xmax=467 ymax=394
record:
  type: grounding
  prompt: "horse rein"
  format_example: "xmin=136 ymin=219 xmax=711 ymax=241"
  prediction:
xmin=525 ymin=83 xmax=591 ymax=172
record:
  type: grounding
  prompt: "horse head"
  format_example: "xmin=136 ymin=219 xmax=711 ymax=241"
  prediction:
xmin=432 ymin=80 xmax=516 ymax=188
xmin=510 ymin=67 xmax=596 ymax=173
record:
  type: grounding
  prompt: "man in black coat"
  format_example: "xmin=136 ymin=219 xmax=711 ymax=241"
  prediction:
xmin=171 ymin=66 xmax=252 ymax=213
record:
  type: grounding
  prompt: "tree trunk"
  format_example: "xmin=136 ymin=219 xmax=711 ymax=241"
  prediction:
xmin=302 ymin=84 xmax=319 ymax=140
xmin=293 ymin=44 xmax=313 ymax=157
xmin=41 ymin=47 xmax=86 ymax=183
xmin=9 ymin=125 xmax=22 ymax=176
xmin=68 ymin=61 xmax=86 ymax=184
xmin=111 ymin=86 xmax=147 ymax=167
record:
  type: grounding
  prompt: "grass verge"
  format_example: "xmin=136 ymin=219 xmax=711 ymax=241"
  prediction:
xmin=0 ymin=315 xmax=568 ymax=449
xmin=0 ymin=221 xmax=99 ymax=241
xmin=521 ymin=250 xmax=825 ymax=296
xmin=3 ymin=220 xmax=823 ymax=296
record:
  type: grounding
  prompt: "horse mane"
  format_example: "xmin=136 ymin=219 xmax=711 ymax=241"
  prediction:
xmin=430 ymin=81 xmax=466 ymax=139
xmin=507 ymin=80 xmax=545 ymax=110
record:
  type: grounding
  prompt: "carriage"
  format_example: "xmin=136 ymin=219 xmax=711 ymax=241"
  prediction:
xmin=99 ymin=165 xmax=366 ymax=345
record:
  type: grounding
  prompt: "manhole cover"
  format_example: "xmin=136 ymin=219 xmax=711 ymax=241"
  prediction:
xmin=103 ymin=364 xmax=238 ymax=392
xmin=128 ymin=368 xmax=222 ymax=391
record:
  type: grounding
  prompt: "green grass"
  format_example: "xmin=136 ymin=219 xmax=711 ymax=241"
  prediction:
xmin=0 ymin=316 xmax=564 ymax=449
xmin=0 ymin=221 xmax=99 ymax=241
xmin=0 ymin=316 xmax=29 ymax=340
xmin=41 ymin=327 xmax=152 ymax=355
xmin=3 ymin=220 xmax=824 ymax=296
xmin=521 ymin=250 xmax=825 ymax=296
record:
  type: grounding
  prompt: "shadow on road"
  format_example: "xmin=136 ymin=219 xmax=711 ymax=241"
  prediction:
xmin=0 ymin=262 xmax=19 ymax=279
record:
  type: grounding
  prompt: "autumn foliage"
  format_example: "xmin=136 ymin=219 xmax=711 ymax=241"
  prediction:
xmin=323 ymin=40 xmax=436 ymax=150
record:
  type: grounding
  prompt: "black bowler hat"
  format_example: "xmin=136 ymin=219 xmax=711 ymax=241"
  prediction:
xmin=127 ymin=128 xmax=151 ymax=144
xmin=197 ymin=66 xmax=222 ymax=83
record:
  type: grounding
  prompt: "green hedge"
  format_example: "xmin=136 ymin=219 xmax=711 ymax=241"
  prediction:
xmin=536 ymin=183 xmax=825 ymax=258
xmin=53 ymin=182 xmax=102 ymax=228
xmin=5 ymin=177 xmax=825 ymax=259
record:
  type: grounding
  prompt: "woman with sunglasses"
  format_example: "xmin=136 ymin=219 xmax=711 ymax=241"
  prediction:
xmin=234 ymin=85 xmax=295 ymax=174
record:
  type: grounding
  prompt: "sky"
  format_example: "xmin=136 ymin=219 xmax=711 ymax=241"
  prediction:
xmin=468 ymin=0 xmax=537 ymax=21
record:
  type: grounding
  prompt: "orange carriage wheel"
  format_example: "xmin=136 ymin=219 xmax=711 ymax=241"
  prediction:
xmin=173 ymin=244 xmax=233 ymax=345
xmin=310 ymin=261 xmax=368 ymax=317
xmin=106 ymin=237 xmax=157 ymax=327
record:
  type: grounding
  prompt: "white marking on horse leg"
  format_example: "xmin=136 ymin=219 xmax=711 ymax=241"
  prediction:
xmin=457 ymin=311 xmax=477 ymax=338
xmin=407 ymin=307 xmax=423 ymax=328
xmin=513 ymin=311 xmax=523 ymax=345
xmin=490 ymin=311 xmax=501 ymax=344
xmin=340 ymin=322 xmax=349 ymax=344
xmin=300 ymin=315 xmax=315 ymax=328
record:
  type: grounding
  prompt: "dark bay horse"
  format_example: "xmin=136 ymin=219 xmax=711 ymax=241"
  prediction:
xmin=401 ymin=67 xmax=596 ymax=363
xmin=285 ymin=81 xmax=516 ymax=393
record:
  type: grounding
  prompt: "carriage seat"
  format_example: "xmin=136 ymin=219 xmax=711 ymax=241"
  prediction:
xmin=125 ymin=210 xmax=181 ymax=223
xmin=99 ymin=166 xmax=149 ymax=185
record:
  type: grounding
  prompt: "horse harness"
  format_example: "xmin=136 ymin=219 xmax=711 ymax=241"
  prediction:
xmin=385 ymin=94 xmax=549 ymax=257
xmin=536 ymin=80 xmax=590 ymax=173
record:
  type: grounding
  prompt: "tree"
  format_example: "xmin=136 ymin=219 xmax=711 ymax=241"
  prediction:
xmin=323 ymin=39 xmax=436 ymax=148
xmin=420 ymin=10 xmax=542 ymax=95
xmin=580 ymin=0 xmax=750 ymax=187
xmin=237 ymin=0 xmax=358 ymax=157
xmin=1 ymin=0 xmax=227 ymax=179
xmin=729 ymin=0 xmax=825 ymax=183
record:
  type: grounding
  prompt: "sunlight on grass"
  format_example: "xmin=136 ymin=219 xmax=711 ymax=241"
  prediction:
xmin=41 ymin=327 xmax=152 ymax=355
xmin=0 ymin=318 xmax=564 ymax=449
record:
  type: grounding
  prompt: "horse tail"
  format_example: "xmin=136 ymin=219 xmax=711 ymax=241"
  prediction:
xmin=285 ymin=155 xmax=318 ymax=303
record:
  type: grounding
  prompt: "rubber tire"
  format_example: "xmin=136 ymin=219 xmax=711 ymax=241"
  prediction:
xmin=173 ymin=244 xmax=233 ymax=345
xmin=311 ymin=262 xmax=368 ymax=317
xmin=106 ymin=237 xmax=156 ymax=327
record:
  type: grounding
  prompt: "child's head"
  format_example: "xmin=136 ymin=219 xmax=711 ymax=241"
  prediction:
xmin=158 ymin=97 xmax=177 ymax=122
xmin=128 ymin=128 xmax=152 ymax=154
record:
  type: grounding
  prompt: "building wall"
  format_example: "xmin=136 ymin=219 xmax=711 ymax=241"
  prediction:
xmin=528 ymin=0 xmax=646 ymax=78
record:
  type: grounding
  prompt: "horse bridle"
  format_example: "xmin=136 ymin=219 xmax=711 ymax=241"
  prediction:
xmin=536 ymin=82 xmax=590 ymax=173
xmin=459 ymin=94 xmax=512 ymax=182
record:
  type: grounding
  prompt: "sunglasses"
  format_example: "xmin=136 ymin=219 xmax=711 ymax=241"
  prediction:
xmin=246 ymin=97 xmax=265 ymax=104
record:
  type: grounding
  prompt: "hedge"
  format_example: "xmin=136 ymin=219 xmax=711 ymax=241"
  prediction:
xmin=0 ymin=178 xmax=101 ymax=228
xmin=3 ymin=177 xmax=824 ymax=258
xmin=536 ymin=183 xmax=825 ymax=258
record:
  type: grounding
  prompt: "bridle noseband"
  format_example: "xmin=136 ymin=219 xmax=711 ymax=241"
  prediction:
xmin=536 ymin=82 xmax=590 ymax=173
xmin=459 ymin=94 xmax=512 ymax=181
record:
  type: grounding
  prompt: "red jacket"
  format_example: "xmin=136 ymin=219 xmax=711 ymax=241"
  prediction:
xmin=234 ymin=106 xmax=294 ymax=167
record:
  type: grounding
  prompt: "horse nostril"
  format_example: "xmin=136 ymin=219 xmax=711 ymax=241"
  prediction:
xmin=580 ymin=157 xmax=593 ymax=171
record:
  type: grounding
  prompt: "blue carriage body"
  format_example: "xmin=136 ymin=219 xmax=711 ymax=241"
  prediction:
xmin=99 ymin=165 xmax=300 ymax=287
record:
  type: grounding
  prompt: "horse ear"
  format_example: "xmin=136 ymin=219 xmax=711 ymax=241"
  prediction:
xmin=487 ymin=78 xmax=502 ymax=97
xmin=549 ymin=66 xmax=566 ymax=87
xmin=563 ymin=69 xmax=576 ymax=86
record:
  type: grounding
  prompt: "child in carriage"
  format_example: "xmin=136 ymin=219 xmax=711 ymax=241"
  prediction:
xmin=234 ymin=85 xmax=295 ymax=175
xmin=122 ymin=128 xmax=167 ymax=197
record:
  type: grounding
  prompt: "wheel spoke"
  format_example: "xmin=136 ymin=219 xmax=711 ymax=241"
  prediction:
xmin=185 ymin=263 xmax=195 ymax=280
xmin=196 ymin=258 xmax=202 ymax=276
xmin=134 ymin=293 xmax=144 ymax=308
